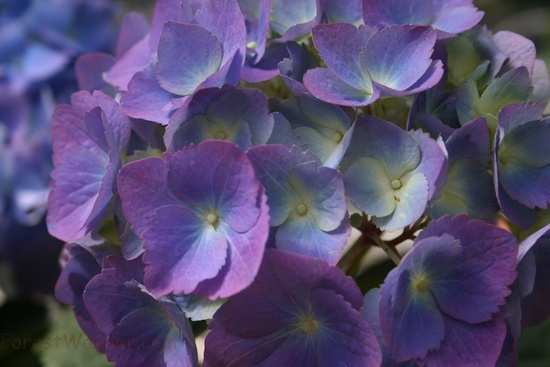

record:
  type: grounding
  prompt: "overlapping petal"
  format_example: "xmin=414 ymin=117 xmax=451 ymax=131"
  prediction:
xmin=379 ymin=215 xmax=518 ymax=365
xmin=118 ymin=140 xmax=269 ymax=298
xmin=304 ymin=23 xmax=442 ymax=106
xmin=204 ymin=249 xmax=382 ymax=367
xmin=247 ymin=144 xmax=349 ymax=264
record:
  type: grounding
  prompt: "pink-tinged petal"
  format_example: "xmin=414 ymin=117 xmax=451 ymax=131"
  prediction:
xmin=120 ymin=65 xmax=179 ymax=124
xmin=194 ymin=0 xmax=246 ymax=67
xmin=493 ymin=31 xmax=536 ymax=78
xmin=106 ymin=35 xmax=153 ymax=91
xmin=115 ymin=11 xmax=150 ymax=58
xmin=142 ymin=205 xmax=228 ymax=295
xmin=75 ymin=53 xmax=116 ymax=92
xmin=52 ymin=90 xmax=130 ymax=164
xmin=47 ymin=147 xmax=107 ymax=242
xmin=155 ymin=22 xmax=223 ymax=96
xmin=312 ymin=23 xmax=375 ymax=91
xmin=363 ymin=25 xmax=440 ymax=93
xmin=150 ymin=0 xmax=194 ymax=49
xmin=304 ymin=67 xmax=379 ymax=106
xmin=431 ymin=5 xmax=484 ymax=36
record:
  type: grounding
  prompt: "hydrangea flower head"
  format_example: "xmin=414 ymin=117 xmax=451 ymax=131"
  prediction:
xmin=204 ymin=249 xmax=382 ymax=366
xmin=379 ymin=215 xmax=518 ymax=366
xmin=247 ymin=144 xmax=350 ymax=265
xmin=343 ymin=116 xmax=445 ymax=231
xmin=118 ymin=140 xmax=269 ymax=299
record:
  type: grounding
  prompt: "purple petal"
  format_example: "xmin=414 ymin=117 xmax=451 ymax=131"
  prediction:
xmin=445 ymin=116 xmax=490 ymax=162
xmin=431 ymin=4 xmax=484 ymax=36
xmin=194 ymin=0 xmax=246 ymax=69
xmin=55 ymin=244 xmax=107 ymax=352
xmin=311 ymin=23 xmax=376 ymax=91
xmin=118 ymin=156 xmax=178 ymax=240
xmin=344 ymin=157 xmax=396 ymax=217
xmin=120 ymin=65 xmax=179 ymax=124
xmin=362 ymin=25 xmax=441 ymax=93
xmin=83 ymin=260 xmax=157 ymax=336
xmin=533 ymin=59 xmax=550 ymax=105
xmin=416 ymin=216 xmax=518 ymax=323
xmin=322 ymin=0 xmax=362 ymax=24
xmin=493 ymin=31 xmax=536 ymax=78
xmin=193 ymin=195 xmax=269 ymax=299
xmin=75 ymin=53 xmax=116 ymax=92
xmin=47 ymin=147 xmax=107 ymax=242
xmin=422 ymin=312 xmax=507 ymax=367
xmin=270 ymin=0 xmax=321 ymax=40
xmin=408 ymin=129 xmax=446 ymax=200
xmin=166 ymin=141 xmax=262 ymax=233
xmin=106 ymin=307 xmax=196 ymax=367
xmin=362 ymin=0 xmax=434 ymax=29
xmin=276 ymin=214 xmax=350 ymax=265
xmin=498 ymin=101 xmax=544 ymax=134
xmin=373 ymin=172 xmax=429 ymax=231
xmin=52 ymin=90 xmax=130 ymax=164
xmin=304 ymin=67 xmax=379 ymax=106
xmin=115 ymin=11 xmax=150 ymax=58
xmin=150 ymin=0 xmax=194 ymax=49
xmin=156 ymin=22 xmax=223 ymax=96
xmin=142 ymin=204 xmax=228 ymax=296
xmin=106 ymin=36 xmax=153 ymax=91
xmin=379 ymin=268 xmax=445 ymax=362
xmin=247 ymin=144 xmax=319 ymax=227
xmin=499 ymin=155 xmax=550 ymax=209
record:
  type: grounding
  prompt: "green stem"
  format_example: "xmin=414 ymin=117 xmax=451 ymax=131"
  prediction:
xmin=369 ymin=234 xmax=402 ymax=265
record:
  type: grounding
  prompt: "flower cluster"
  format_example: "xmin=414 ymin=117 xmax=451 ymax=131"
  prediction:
xmin=49 ymin=0 xmax=550 ymax=366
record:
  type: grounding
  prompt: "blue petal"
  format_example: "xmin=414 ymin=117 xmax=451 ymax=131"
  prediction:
xmin=156 ymin=22 xmax=223 ymax=96
xmin=276 ymin=215 xmax=350 ymax=265
xmin=373 ymin=172 xmax=429 ymax=231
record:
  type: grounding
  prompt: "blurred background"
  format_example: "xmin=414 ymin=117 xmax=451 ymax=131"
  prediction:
xmin=0 ymin=0 xmax=549 ymax=366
